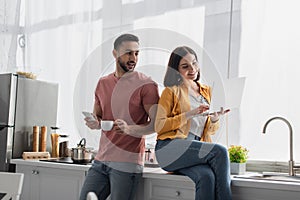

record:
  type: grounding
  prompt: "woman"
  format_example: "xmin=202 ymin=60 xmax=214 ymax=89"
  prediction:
xmin=155 ymin=46 xmax=232 ymax=200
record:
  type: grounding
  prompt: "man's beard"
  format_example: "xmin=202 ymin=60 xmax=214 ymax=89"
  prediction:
xmin=117 ymin=58 xmax=135 ymax=72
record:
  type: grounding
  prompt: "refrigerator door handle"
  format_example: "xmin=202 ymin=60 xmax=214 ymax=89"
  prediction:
xmin=0 ymin=125 xmax=14 ymax=131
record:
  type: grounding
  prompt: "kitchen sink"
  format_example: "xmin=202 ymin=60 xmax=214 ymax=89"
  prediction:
xmin=234 ymin=172 xmax=300 ymax=183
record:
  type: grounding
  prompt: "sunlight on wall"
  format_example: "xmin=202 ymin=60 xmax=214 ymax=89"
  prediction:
xmin=133 ymin=6 xmax=206 ymax=100
xmin=134 ymin=7 xmax=205 ymax=50
xmin=133 ymin=8 xmax=205 ymax=145
xmin=2 ymin=0 xmax=233 ymax=150
xmin=21 ymin=0 xmax=104 ymax=147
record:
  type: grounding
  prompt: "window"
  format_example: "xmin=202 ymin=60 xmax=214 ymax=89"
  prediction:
xmin=238 ymin=0 xmax=300 ymax=161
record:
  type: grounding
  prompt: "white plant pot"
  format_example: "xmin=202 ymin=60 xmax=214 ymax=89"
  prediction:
xmin=230 ymin=162 xmax=246 ymax=175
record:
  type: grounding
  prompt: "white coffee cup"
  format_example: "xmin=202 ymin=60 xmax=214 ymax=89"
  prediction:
xmin=101 ymin=120 xmax=114 ymax=131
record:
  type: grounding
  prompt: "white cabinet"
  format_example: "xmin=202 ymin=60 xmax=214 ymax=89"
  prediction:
xmin=143 ymin=176 xmax=195 ymax=200
xmin=12 ymin=160 xmax=300 ymax=200
xmin=15 ymin=164 xmax=86 ymax=200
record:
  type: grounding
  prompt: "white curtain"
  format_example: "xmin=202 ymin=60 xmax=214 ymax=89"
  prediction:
xmin=23 ymin=0 xmax=103 ymax=146
xmin=5 ymin=0 xmax=298 ymax=162
xmin=0 ymin=0 xmax=21 ymax=70
xmin=239 ymin=0 xmax=300 ymax=161
xmin=1 ymin=0 xmax=234 ymax=149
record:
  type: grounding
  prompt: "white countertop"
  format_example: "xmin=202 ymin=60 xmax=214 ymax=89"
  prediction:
xmin=143 ymin=167 xmax=300 ymax=191
xmin=232 ymin=174 xmax=300 ymax=192
xmin=11 ymin=159 xmax=300 ymax=192
xmin=11 ymin=159 xmax=91 ymax=171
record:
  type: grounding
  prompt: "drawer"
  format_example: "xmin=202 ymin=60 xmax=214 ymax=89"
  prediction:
xmin=144 ymin=178 xmax=195 ymax=200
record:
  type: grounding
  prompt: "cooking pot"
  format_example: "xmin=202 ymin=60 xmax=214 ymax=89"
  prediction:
xmin=71 ymin=138 xmax=94 ymax=164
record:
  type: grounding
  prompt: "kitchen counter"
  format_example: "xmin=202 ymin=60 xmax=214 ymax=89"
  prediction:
xmin=11 ymin=158 xmax=91 ymax=171
xmin=143 ymin=166 xmax=300 ymax=191
xmin=232 ymin=174 xmax=300 ymax=191
xmin=11 ymin=159 xmax=300 ymax=189
xmin=11 ymin=159 xmax=300 ymax=200
xmin=142 ymin=167 xmax=300 ymax=200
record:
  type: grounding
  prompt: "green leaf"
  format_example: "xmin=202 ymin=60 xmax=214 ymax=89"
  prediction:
xmin=228 ymin=145 xmax=249 ymax=163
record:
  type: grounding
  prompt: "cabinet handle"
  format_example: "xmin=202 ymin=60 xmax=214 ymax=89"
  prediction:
xmin=175 ymin=190 xmax=181 ymax=196
xmin=32 ymin=170 xmax=39 ymax=175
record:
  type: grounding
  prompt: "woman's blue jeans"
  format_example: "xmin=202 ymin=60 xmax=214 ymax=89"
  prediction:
xmin=155 ymin=138 xmax=232 ymax=200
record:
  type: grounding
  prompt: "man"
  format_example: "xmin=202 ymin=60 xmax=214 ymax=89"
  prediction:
xmin=79 ymin=33 xmax=159 ymax=200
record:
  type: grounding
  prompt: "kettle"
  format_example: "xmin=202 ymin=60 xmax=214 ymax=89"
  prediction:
xmin=71 ymin=138 xmax=94 ymax=164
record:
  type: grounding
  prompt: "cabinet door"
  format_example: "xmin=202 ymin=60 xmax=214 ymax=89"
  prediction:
xmin=36 ymin=167 xmax=85 ymax=200
xmin=16 ymin=165 xmax=39 ymax=200
xmin=144 ymin=178 xmax=195 ymax=200
xmin=16 ymin=165 xmax=86 ymax=200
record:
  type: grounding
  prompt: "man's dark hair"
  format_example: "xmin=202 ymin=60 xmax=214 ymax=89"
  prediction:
xmin=113 ymin=34 xmax=139 ymax=50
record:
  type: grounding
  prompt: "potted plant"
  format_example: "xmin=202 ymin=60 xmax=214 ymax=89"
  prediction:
xmin=228 ymin=145 xmax=249 ymax=175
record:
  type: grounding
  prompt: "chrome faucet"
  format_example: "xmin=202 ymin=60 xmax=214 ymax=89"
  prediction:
xmin=262 ymin=116 xmax=300 ymax=176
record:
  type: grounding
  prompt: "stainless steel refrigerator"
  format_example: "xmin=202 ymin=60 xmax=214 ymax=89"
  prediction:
xmin=0 ymin=73 xmax=58 ymax=171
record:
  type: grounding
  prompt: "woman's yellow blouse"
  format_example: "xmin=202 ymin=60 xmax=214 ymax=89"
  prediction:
xmin=155 ymin=83 xmax=220 ymax=142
